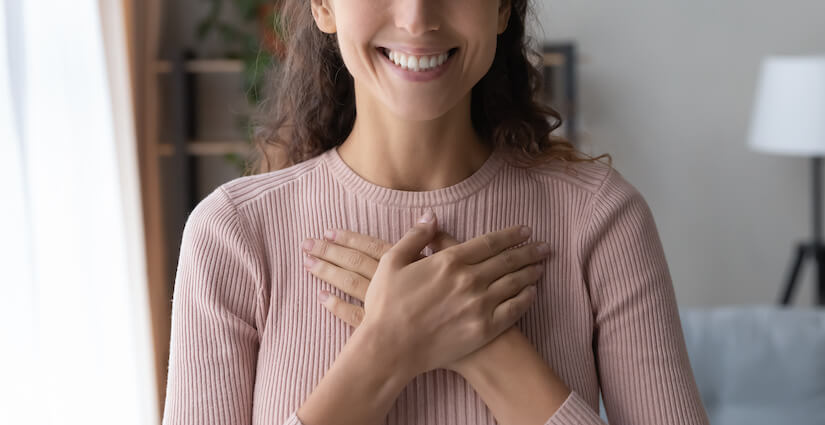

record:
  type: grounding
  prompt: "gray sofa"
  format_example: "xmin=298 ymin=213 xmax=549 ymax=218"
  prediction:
xmin=598 ymin=305 xmax=825 ymax=424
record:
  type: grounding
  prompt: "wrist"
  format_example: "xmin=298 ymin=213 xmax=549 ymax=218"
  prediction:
xmin=450 ymin=327 xmax=523 ymax=377
xmin=297 ymin=322 xmax=418 ymax=425
xmin=454 ymin=327 xmax=571 ymax=425
xmin=355 ymin=320 xmax=420 ymax=383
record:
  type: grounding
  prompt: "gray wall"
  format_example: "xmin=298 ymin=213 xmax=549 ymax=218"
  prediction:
xmin=535 ymin=0 xmax=825 ymax=306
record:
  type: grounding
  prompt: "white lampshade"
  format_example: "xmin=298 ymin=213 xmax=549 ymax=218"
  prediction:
xmin=748 ymin=55 xmax=825 ymax=156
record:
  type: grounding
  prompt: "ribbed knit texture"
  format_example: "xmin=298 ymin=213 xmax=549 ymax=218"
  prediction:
xmin=162 ymin=145 xmax=710 ymax=425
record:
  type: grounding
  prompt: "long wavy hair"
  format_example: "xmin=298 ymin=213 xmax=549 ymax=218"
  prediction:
xmin=247 ymin=0 xmax=611 ymax=175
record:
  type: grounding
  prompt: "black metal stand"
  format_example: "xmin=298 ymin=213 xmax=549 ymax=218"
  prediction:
xmin=779 ymin=156 xmax=825 ymax=306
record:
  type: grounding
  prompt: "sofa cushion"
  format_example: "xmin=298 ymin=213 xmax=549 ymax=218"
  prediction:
xmin=597 ymin=305 xmax=825 ymax=424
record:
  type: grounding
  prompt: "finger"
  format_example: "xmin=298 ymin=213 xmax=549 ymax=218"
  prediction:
xmin=304 ymin=254 xmax=370 ymax=301
xmin=387 ymin=210 xmax=439 ymax=265
xmin=428 ymin=230 xmax=461 ymax=253
xmin=473 ymin=241 xmax=551 ymax=282
xmin=323 ymin=228 xmax=394 ymax=261
xmin=322 ymin=230 xmax=424 ymax=275
xmin=319 ymin=291 xmax=365 ymax=328
xmin=486 ymin=262 xmax=543 ymax=304
xmin=444 ymin=225 xmax=531 ymax=264
xmin=302 ymin=237 xmax=379 ymax=280
xmin=490 ymin=284 xmax=537 ymax=334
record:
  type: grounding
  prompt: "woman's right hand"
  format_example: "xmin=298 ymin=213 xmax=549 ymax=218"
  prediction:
xmin=360 ymin=209 xmax=550 ymax=376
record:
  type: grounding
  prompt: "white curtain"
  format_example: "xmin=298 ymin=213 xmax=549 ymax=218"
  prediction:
xmin=0 ymin=0 xmax=159 ymax=424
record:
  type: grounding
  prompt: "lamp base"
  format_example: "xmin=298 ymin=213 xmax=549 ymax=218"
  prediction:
xmin=778 ymin=241 xmax=825 ymax=306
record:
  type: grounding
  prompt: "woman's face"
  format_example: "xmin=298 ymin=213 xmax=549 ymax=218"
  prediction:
xmin=311 ymin=0 xmax=511 ymax=121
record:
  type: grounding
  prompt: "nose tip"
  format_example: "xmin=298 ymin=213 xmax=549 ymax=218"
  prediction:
xmin=399 ymin=20 xmax=440 ymax=36
xmin=396 ymin=2 xmax=440 ymax=36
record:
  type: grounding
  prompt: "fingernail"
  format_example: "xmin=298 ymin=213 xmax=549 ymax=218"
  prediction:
xmin=318 ymin=290 xmax=329 ymax=303
xmin=302 ymin=239 xmax=314 ymax=251
xmin=323 ymin=229 xmax=336 ymax=241
xmin=537 ymin=243 xmax=550 ymax=255
xmin=303 ymin=255 xmax=317 ymax=269
xmin=520 ymin=226 xmax=531 ymax=237
xmin=418 ymin=209 xmax=434 ymax=223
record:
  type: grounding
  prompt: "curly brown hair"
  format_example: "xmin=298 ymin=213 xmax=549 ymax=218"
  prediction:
xmin=247 ymin=0 xmax=611 ymax=175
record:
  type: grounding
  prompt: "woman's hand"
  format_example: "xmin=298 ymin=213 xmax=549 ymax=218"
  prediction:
xmin=301 ymin=211 xmax=551 ymax=375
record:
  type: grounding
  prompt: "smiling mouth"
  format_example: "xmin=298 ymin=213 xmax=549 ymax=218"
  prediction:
xmin=377 ymin=47 xmax=459 ymax=72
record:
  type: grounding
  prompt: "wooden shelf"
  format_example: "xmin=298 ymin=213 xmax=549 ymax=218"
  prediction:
xmin=154 ymin=59 xmax=244 ymax=74
xmin=158 ymin=140 xmax=251 ymax=157
xmin=543 ymin=52 xmax=566 ymax=66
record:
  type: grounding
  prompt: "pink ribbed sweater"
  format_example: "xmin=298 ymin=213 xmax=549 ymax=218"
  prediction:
xmin=162 ymin=145 xmax=709 ymax=425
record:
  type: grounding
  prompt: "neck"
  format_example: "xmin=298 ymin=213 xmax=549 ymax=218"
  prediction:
xmin=337 ymin=87 xmax=492 ymax=192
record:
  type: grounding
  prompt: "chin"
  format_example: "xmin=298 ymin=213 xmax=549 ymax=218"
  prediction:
xmin=384 ymin=96 xmax=461 ymax=122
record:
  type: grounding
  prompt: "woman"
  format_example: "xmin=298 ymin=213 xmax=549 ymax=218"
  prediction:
xmin=162 ymin=0 xmax=710 ymax=424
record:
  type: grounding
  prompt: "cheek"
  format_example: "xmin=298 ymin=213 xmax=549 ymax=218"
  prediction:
xmin=334 ymin=17 xmax=379 ymax=77
xmin=461 ymin=34 xmax=499 ymax=88
xmin=451 ymin=6 xmax=501 ymax=81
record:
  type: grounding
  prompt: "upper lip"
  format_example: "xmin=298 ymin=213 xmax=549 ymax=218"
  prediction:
xmin=379 ymin=45 xmax=456 ymax=56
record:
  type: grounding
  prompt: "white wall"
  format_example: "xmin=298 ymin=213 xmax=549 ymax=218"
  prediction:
xmin=535 ymin=0 xmax=825 ymax=306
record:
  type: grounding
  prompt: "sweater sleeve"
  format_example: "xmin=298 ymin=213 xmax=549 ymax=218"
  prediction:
xmin=543 ymin=167 xmax=710 ymax=424
xmin=162 ymin=187 xmax=304 ymax=425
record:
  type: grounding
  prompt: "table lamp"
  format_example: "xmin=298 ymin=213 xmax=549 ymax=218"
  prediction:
xmin=747 ymin=54 xmax=825 ymax=306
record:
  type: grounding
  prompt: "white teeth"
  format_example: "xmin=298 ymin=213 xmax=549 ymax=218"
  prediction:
xmin=384 ymin=48 xmax=451 ymax=72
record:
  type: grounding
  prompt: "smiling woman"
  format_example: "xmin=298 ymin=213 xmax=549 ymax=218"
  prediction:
xmin=161 ymin=0 xmax=710 ymax=424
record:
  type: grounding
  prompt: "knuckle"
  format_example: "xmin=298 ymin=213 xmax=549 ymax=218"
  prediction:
xmin=439 ymin=250 xmax=460 ymax=266
xmin=367 ymin=239 xmax=384 ymax=258
xmin=467 ymin=319 xmax=489 ymax=339
xmin=317 ymin=240 xmax=330 ymax=256
xmin=342 ymin=273 xmax=358 ymax=292
xmin=506 ymin=303 xmax=519 ymax=321
xmin=508 ymin=274 xmax=522 ymax=291
xmin=455 ymin=271 xmax=476 ymax=288
xmin=350 ymin=308 xmax=364 ymax=325
xmin=480 ymin=318 xmax=494 ymax=338
xmin=501 ymin=250 xmax=516 ymax=268
xmin=469 ymin=297 xmax=486 ymax=316
xmin=334 ymin=231 xmax=348 ymax=246
xmin=346 ymin=251 xmax=363 ymax=267
xmin=482 ymin=233 xmax=497 ymax=253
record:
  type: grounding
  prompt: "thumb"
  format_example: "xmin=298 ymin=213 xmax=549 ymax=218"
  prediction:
xmin=390 ymin=209 xmax=438 ymax=265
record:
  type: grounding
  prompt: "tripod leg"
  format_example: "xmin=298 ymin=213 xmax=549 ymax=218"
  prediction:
xmin=817 ymin=245 xmax=825 ymax=305
xmin=779 ymin=244 xmax=808 ymax=305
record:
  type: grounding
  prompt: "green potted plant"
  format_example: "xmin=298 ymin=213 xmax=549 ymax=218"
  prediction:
xmin=196 ymin=0 xmax=286 ymax=171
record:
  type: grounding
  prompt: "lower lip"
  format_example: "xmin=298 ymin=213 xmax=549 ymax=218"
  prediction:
xmin=377 ymin=48 xmax=456 ymax=82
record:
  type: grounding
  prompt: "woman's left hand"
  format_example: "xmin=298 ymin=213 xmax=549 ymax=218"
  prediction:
xmin=301 ymin=228 xmax=442 ymax=327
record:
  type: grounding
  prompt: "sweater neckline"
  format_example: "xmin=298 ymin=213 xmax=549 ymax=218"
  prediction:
xmin=322 ymin=144 xmax=507 ymax=207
